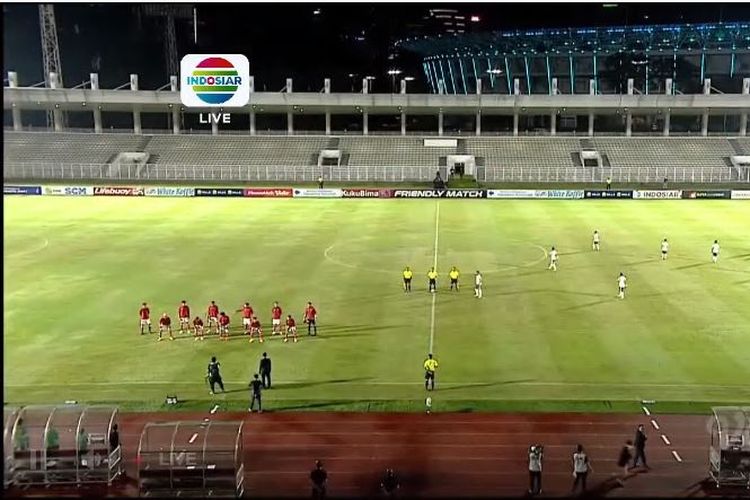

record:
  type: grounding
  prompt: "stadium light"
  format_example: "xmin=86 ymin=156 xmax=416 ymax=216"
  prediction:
xmin=365 ymin=76 xmax=376 ymax=80
xmin=387 ymin=69 xmax=402 ymax=76
xmin=404 ymin=76 xmax=415 ymax=81
xmin=486 ymin=69 xmax=503 ymax=75
xmin=470 ymin=15 xmax=480 ymax=22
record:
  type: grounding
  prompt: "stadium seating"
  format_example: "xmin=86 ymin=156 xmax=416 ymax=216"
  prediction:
xmin=592 ymin=138 xmax=736 ymax=168
xmin=3 ymin=132 xmax=144 ymax=164
xmin=465 ymin=138 xmax=579 ymax=168
xmin=340 ymin=137 xmax=455 ymax=166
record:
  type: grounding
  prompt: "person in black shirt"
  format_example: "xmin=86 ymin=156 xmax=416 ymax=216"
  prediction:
xmin=615 ymin=440 xmax=634 ymax=487
xmin=381 ymin=468 xmax=399 ymax=497
xmin=248 ymin=373 xmax=263 ymax=412
xmin=207 ymin=356 xmax=225 ymax=395
xmin=108 ymin=424 xmax=120 ymax=453
xmin=259 ymin=352 xmax=272 ymax=389
xmin=310 ymin=460 xmax=328 ymax=499
xmin=632 ymin=424 xmax=650 ymax=470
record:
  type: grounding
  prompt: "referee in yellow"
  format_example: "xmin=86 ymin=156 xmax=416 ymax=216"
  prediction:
xmin=427 ymin=267 xmax=438 ymax=293
xmin=402 ymin=266 xmax=413 ymax=293
xmin=449 ymin=266 xmax=460 ymax=291
xmin=424 ymin=353 xmax=438 ymax=391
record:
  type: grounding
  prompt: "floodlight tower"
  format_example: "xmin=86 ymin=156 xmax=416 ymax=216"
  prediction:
xmin=140 ymin=4 xmax=194 ymax=79
xmin=39 ymin=4 xmax=64 ymax=127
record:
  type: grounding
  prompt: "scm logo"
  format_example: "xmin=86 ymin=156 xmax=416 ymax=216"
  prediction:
xmin=180 ymin=54 xmax=250 ymax=107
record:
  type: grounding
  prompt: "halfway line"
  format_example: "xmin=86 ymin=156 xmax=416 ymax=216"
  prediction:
xmin=429 ymin=201 xmax=440 ymax=354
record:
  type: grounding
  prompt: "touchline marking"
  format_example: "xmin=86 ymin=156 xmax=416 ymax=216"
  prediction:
xmin=5 ymin=238 xmax=49 ymax=259
xmin=210 ymin=405 xmax=219 ymax=414
xmin=651 ymin=419 xmax=660 ymax=430
xmin=429 ymin=201 xmax=440 ymax=354
xmin=661 ymin=434 xmax=671 ymax=445
xmin=671 ymin=450 xmax=683 ymax=462
xmin=642 ymin=406 xmax=651 ymax=416
xmin=189 ymin=433 xmax=198 ymax=444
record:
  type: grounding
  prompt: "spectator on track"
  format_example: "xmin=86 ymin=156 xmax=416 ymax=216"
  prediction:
xmin=380 ymin=468 xmax=400 ymax=497
xmin=571 ymin=444 xmax=592 ymax=493
xmin=310 ymin=460 xmax=328 ymax=499
xmin=632 ymin=424 xmax=650 ymax=470
xmin=615 ymin=440 xmax=634 ymax=487
xmin=527 ymin=444 xmax=543 ymax=496
xmin=109 ymin=424 xmax=120 ymax=452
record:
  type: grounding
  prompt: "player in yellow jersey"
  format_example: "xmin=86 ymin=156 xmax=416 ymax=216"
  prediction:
xmin=449 ymin=266 xmax=460 ymax=291
xmin=402 ymin=266 xmax=413 ymax=293
xmin=423 ymin=353 xmax=438 ymax=391
xmin=427 ymin=268 xmax=438 ymax=293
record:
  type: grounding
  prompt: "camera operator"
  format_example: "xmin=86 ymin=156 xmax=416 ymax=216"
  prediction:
xmin=527 ymin=444 xmax=543 ymax=496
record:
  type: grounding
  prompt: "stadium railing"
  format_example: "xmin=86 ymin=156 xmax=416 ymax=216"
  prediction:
xmin=3 ymin=163 xmax=748 ymax=183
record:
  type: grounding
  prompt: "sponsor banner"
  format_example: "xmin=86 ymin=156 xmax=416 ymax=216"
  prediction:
xmin=194 ymin=188 xmax=244 ymax=197
xmin=43 ymin=185 xmax=94 ymax=196
xmin=487 ymin=189 xmax=537 ymax=199
xmin=243 ymin=188 xmax=293 ymax=198
xmin=292 ymin=188 xmax=343 ymax=198
xmin=392 ymin=189 xmax=486 ymax=199
xmin=4 ymin=185 xmax=42 ymax=195
xmin=633 ymin=190 xmax=683 ymax=200
xmin=93 ymin=186 xmax=144 ymax=196
xmin=341 ymin=188 xmax=393 ymax=198
xmin=584 ymin=190 xmax=634 ymax=199
xmin=731 ymin=190 xmax=750 ymax=200
xmin=536 ymin=189 xmax=585 ymax=199
xmin=682 ymin=190 xmax=731 ymax=200
xmin=144 ymin=187 xmax=196 ymax=197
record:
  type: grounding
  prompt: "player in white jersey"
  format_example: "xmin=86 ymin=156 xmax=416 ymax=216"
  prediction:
xmin=548 ymin=247 xmax=559 ymax=271
xmin=711 ymin=240 xmax=720 ymax=263
xmin=474 ymin=271 xmax=483 ymax=298
xmin=592 ymin=231 xmax=600 ymax=252
xmin=661 ymin=238 xmax=669 ymax=260
xmin=617 ymin=272 xmax=627 ymax=299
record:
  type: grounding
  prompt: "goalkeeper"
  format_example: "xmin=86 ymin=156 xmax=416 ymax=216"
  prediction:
xmin=207 ymin=356 xmax=225 ymax=395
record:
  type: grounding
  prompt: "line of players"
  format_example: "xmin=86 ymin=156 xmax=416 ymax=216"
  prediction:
xmin=546 ymin=231 xmax=722 ymax=300
xmin=137 ymin=300 xmax=319 ymax=343
xmin=401 ymin=266 xmax=484 ymax=298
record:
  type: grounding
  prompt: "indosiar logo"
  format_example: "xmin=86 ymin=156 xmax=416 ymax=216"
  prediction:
xmin=180 ymin=54 xmax=250 ymax=107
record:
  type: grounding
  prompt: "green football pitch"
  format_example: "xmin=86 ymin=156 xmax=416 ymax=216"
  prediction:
xmin=4 ymin=197 xmax=750 ymax=412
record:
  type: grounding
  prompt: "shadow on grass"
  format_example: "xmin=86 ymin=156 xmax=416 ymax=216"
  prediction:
xmin=435 ymin=379 xmax=537 ymax=394
xmin=675 ymin=262 xmax=711 ymax=271
xmin=276 ymin=377 xmax=373 ymax=391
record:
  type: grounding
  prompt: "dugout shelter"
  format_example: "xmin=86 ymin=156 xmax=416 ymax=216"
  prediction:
xmin=5 ymin=404 xmax=122 ymax=486
xmin=137 ymin=420 xmax=245 ymax=497
xmin=709 ymin=406 xmax=750 ymax=488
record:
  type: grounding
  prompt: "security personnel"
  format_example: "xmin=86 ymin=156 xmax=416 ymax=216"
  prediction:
xmin=449 ymin=266 xmax=460 ymax=291
xmin=259 ymin=352 xmax=272 ymax=389
xmin=427 ymin=267 xmax=438 ymax=293
xmin=207 ymin=356 xmax=225 ymax=395
xmin=402 ymin=266 xmax=413 ymax=293
xmin=310 ymin=460 xmax=328 ymax=499
xmin=423 ymin=353 xmax=438 ymax=391
xmin=249 ymin=374 xmax=263 ymax=412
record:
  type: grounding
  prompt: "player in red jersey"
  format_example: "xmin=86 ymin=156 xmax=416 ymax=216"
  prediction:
xmin=218 ymin=312 xmax=230 ymax=341
xmin=249 ymin=316 xmax=264 ymax=343
xmin=192 ymin=316 xmax=205 ymax=340
xmin=178 ymin=300 xmax=191 ymax=334
xmin=271 ymin=302 xmax=283 ymax=335
xmin=284 ymin=315 xmax=298 ymax=343
xmin=206 ymin=301 xmax=220 ymax=334
xmin=236 ymin=302 xmax=254 ymax=334
xmin=158 ymin=313 xmax=174 ymax=341
xmin=139 ymin=302 xmax=152 ymax=335
xmin=303 ymin=302 xmax=318 ymax=336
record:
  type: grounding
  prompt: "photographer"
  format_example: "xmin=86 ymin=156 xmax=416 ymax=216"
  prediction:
xmin=527 ymin=444 xmax=543 ymax=496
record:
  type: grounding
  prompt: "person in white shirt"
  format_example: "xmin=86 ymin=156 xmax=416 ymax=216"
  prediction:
xmin=548 ymin=247 xmax=558 ymax=271
xmin=617 ymin=273 xmax=627 ymax=299
xmin=711 ymin=240 xmax=720 ymax=263
xmin=474 ymin=271 xmax=483 ymax=299
xmin=571 ymin=444 xmax=592 ymax=494
xmin=661 ymin=238 xmax=669 ymax=261
xmin=592 ymin=231 xmax=600 ymax=252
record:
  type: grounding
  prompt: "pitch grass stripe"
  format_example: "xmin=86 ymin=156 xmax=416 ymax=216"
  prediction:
xmin=429 ymin=201 xmax=440 ymax=354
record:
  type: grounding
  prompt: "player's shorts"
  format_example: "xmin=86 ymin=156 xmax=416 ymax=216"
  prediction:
xmin=619 ymin=286 xmax=626 ymax=292
xmin=140 ymin=319 xmax=151 ymax=326
xmin=243 ymin=318 xmax=252 ymax=327
xmin=662 ymin=250 xmax=667 ymax=254
xmin=403 ymin=278 xmax=411 ymax=284
xmin=250 ymin=327 xmax=261 ymax=335
xmin=429 ymin=279 xmax=436 ymax=285
xmin=159 ymin=324 xmax=170 ymax=330
xmin=272 ymin=318 xmax=281 ymax=326
xmin=219 ymin=325 xmax=229 ymax=333
xmin=425 ymin=371 xmax=435 ymax=380
xmin=712 ymin=252 xmax=719 ymax=257
xmin=287 ymin=326 xmax=297 ymax=334
xmin=208 ymin=316 xmax=218 ymax=324
xmin=179 ymin=316 xmax=189 ymax=324
xmin=450 ymin=278 xmax=458 ymax=284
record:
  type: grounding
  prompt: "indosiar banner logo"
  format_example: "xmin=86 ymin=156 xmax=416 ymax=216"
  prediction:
xmin=180 ymin=55 xmax=250 ymax=107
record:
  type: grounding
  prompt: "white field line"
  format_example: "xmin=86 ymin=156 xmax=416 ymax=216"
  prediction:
xmin=642 ymin=406 xmax=651 ymax=416
xmin=661 ymin=434 xmax=671 ymax=445
xmin=188 ymin=433 xmax=198 ymax=444
xmin=210 ymin=405 xmax=219 ymax=414
xmin=671 ymin=450 xmax=683 ymax=462
xmin=651 ymin=420 xmax=660 ymax=430
xmin=429 ymin=201 xmax=440 ymax=354
xmin=5 ymin=238 xmax=49 ymax=259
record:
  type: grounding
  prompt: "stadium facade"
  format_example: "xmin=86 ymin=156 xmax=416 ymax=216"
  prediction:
xmin=398 ymin=22 xmax=750 ymax=96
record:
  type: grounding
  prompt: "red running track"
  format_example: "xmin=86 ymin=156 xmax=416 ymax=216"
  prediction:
xmin=9 ymin=411 xmax=744 ymax=498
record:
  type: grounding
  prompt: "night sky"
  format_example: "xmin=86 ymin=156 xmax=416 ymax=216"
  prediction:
xmin=4 ymin=2 xmax=750 ymax=94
